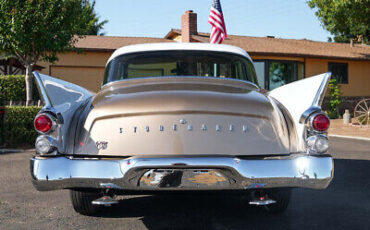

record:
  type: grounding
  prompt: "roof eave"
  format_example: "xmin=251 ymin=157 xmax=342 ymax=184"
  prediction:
xmin=164 ymin=29 xmax=181 ymax=39
xmin=73 ymin=47 xmax=116 ymax=52
xmin=248 ymin=52 xmax=370 ymax=61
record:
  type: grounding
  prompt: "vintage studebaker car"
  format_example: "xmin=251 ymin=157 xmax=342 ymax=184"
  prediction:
xmin=31 ymin=43 xmax=333 ymax=215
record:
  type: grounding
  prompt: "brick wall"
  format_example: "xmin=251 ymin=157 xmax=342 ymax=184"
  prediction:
xmin=181 ymin=10 xmax=197 ymax=43
xmin=322 ymin=96 xmax=369 ymax=115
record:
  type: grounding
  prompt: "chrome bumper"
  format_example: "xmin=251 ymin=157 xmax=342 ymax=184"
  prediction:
xmin=30 ymin=154 xmax=334 ymax=191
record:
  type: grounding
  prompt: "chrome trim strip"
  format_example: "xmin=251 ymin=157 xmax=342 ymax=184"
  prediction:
xmin=31 ymin=154 xmax=333 ymax=191
xmin=299 ymin=106 xmax=322 ymax=124
xmin=312 ymin=72 xmax=331 ymax=108
xmin=33 ymin=71 xmax=53 ymax=107
xmin=299 ymin=73 xmax=331 ymax=124
xmin=101 ymin=76 xmax=260 ymax=91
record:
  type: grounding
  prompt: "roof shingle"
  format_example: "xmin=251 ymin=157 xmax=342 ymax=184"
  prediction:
xmin=74 ymin=32 xmax=370 ymax=61
xmin=74 ymin=35 xmax=174 ymax=51
xmin=169 ymin=29 xmax=370 ymax=61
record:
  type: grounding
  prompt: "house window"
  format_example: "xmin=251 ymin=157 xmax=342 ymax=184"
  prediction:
xmin=269 ymin=61 xmax=296 ymax=90
xmin=254 ymin=61 xmax=265 ymax=89
xmin=328 ymin=62 xmax=348 ymax=84
xmin=253 ymin=60 xmax=304 ymax=90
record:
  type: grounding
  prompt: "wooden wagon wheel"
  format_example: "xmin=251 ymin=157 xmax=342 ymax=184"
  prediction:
xmin=354 ymin=99 xmax=370 ymax=126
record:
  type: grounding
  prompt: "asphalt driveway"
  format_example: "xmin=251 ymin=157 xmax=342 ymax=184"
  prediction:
xmin=0 ymin=137 xmax=369 ymax=230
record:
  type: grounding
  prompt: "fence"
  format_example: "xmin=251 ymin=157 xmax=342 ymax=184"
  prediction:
xmin=3 ymin=100 xmax=44 ymax=107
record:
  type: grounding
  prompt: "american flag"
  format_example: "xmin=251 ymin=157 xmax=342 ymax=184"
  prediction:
xmin=208 ymin=0 xmax=227 ymax=44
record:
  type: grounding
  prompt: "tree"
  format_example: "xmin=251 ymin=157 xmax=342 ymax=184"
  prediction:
xmin=79 ymin=0 xmax=108 ymax=35
xmin=307 ymin=0 xmax=370 ymax=44
xmin=0 ymin=0 xmax=107 ymax=103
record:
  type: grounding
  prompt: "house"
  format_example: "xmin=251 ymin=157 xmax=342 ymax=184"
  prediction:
xmin=36 ymin=10 xmax=369 ymax=110
xmin=0 ymin=54 xmax=43 ymax=75
xmin=37 ymin=37 xmax=174 ymax=92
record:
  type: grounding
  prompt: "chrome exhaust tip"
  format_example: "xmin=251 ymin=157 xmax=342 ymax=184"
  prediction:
xmin=249 ymin=199 xmax=276 ymax=206
xmin=92 ymin=196 xmax=119 ymax=207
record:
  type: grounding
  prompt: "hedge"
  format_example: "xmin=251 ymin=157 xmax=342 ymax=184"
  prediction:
xmin=0 ymin=106 xmax=41 ymax=147
xmin=0 ymin=75 xmax=40 ymax=102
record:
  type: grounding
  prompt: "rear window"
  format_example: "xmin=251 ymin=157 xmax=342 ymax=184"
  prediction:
xmin=103 ymin=51 xmax=258 ymax=85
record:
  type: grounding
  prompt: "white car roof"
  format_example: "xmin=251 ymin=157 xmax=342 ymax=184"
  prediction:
xmin=107 ymin=42 xmax=252 ymax=64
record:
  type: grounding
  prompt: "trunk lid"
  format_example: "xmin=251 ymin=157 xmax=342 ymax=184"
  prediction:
xmin=75 ymin=77 xmax=290 ymax=156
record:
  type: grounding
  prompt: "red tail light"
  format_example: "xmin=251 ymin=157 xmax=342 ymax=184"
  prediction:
xmin=311 ymin=114 xmax=330 ymax=132
xmin=34 ymin=114 xmax=54 ymax=133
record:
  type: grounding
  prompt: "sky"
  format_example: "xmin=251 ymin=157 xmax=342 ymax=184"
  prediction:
xmin=94 ymin=0 xmax=332 ymax=42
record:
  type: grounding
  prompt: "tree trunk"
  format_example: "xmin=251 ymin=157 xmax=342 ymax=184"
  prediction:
xmin=25 ymin=64 xmax=33 ymax=104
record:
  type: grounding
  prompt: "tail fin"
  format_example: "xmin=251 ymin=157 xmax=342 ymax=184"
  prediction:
xmin=33 ymin=72 xmax=93 ymax=110
xmin=33 ymin=72 xmax=94 ymax=153
xmin=269 ymin=73 xmax=331 ymax=149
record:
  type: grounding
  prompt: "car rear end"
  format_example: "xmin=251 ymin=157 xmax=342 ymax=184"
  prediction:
xmin=30 ymin=43 xmax=333 ymax=215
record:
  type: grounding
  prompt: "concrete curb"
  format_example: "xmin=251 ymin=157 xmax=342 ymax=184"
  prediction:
xmin=0 ymin=149 xmax=34 ymax=154
xmin=0 ymin=149 xmax=24 ymax=154
xmin=329 ymin=134 xmax=370 ymax=141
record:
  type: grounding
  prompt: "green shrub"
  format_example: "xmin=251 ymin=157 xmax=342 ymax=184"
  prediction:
xmin=0 ymin=75 xmax=26 ymax=101
xmin=0 ymin=107 xmax=5 ymax=145
xmin=0 ymin=75 xmax=40 ymax=102
xmin=1 ymin=106 xmax=41 ymax=147
xmin=327 ymin=78 xmax=342 ymax=119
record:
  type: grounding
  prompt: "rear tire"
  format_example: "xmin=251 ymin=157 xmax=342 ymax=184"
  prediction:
xmin=70 ymin=189 xmax=102 ymax=216
xmin=263 ymin=189 xmax=291 ymax=214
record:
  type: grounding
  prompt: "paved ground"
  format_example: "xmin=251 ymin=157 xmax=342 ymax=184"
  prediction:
xmin=329 ymin=119 xmax=370 ymax=138
xmin=0 ymin=137 xmax=369 ymax=230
